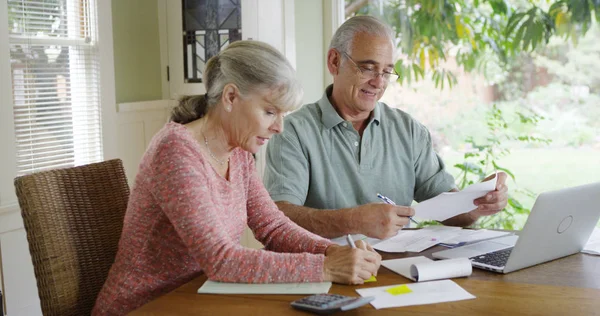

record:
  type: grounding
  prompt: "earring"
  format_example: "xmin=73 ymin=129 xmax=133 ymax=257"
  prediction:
xmin=225 ymin=105 xmax=232 ymax=112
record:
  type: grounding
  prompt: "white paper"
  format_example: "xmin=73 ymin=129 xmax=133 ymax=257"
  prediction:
xmin=373 ymin=226 xmax=462 ymax=253
xmin=197 ymin=280 xmax=332 ymax=294
xmin=355 ymin=280 xmax=475 ymax=309
xmin=330 ymin=234 xmax=382 ymax=246
xmin=382 ymin=256 xmax=472 ymax=282
xmin=440 ymin=229 xmax=513 ymax=246
xmin=381 ymin=256 xmax=433 ymax=281
xmin=414 ymin=175 xmax=497 ymax=221
xmin=409 ymin=258 xmax=472 ymax=282
xmin=582 ymin=227 xmax=600 ymax=255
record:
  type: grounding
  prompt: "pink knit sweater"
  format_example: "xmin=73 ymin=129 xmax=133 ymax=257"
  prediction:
xmin=92 ymin=122 xmax=333 ymax=315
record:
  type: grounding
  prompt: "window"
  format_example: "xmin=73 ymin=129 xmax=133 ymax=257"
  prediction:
xmin=8 ymin=0 xmax=102 ymax=175
xmin=344 ymin=0 xmax=600 ymax=229
xmin=182 ymin=0 xmax=242 ymax=83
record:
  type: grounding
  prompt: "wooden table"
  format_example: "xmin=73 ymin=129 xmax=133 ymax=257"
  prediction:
xmin=130 ymin=246 xmax=600 ymax=315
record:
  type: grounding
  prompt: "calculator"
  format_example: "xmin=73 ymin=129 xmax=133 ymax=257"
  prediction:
xmin=290 ymin=293 xmax=375 ymax=314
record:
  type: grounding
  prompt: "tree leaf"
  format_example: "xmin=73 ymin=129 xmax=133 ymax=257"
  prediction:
xmin=489 ymin=0 xmax=508 ymax=15
xmin=455 ymin=15 xmax=465 ymax=38
xmin=506 ymin=12 xmax=526 ymax=37
xmin=492 ymin=161 xmax=515 ymax=180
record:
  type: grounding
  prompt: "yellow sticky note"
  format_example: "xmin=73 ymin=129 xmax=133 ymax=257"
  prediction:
xmin=364 ymin=275 xmax=377 ymax=283
xmin=385 ymin=285 xmax=412 ymax=295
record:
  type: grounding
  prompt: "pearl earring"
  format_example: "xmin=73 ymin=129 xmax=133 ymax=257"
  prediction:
xmin=225 ymin=105 xmax=232 ymax=112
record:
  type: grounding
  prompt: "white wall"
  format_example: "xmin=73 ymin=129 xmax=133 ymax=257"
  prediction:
xmin=0 ymin=223 xmax=41 ymax=316
xmin=116 ymin=101 xmax=172 ymax=185
xmin=294 ymin=0 xmax=325 ymax=104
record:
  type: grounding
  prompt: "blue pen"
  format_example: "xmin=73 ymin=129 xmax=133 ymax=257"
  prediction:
xmin=376 ymin=193 xmax=420 ymax=225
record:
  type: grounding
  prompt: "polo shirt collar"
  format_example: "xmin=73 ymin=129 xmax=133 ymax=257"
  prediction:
xmin=317 ymin=85 xmax=381 ymax=129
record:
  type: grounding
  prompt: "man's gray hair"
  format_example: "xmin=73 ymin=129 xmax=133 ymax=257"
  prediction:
xmin=329 ymin=16 xmax=395 ymax=54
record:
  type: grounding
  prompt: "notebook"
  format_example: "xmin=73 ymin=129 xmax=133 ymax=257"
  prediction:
xmin=197 ymin=280 xmax=332 ymax=294
xmin=381 ymin=256 xmax=472 ymax=282
xmin=432 ymin=182 xmax=600 ymax=273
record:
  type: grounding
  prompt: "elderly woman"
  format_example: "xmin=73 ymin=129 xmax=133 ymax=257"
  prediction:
xmin=92 ymin=41 xmax=381 ymax=315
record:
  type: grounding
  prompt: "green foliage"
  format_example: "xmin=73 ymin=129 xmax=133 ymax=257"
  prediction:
xmin=416 ymin=220 xmax=443 ymax=228
xmin=348 ymin=0 xmax=600 ymax=88
xmin=495 ymin=24 xmax=600 ymax=148
xmin=524 ymin=83 xmax=600 ymax=147
xmin=534 ymin=24 xmax=600 ymax=92
xmin=347 ymin=1 xmax=597 ymax=230
xmin=505 ymin=7 xmax=554 ymax=52
xmin=453 ymin=104 xmax=550 ymax=229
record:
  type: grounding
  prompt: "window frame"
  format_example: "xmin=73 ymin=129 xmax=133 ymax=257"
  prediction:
xmin=0 ymin=0 xmax=117 ymax=213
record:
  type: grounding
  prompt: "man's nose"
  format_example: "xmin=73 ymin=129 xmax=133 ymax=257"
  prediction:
xmin=369 ymin=73 xmax=386 ymax=88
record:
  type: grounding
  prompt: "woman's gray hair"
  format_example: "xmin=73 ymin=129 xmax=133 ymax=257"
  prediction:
xmin=171 ymin=40 xmax=303 ymax=124
xmin=329 ymin=15 xmax=395 ymax=54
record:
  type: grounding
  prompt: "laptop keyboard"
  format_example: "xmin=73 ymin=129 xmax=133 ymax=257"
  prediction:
xmin=469 ymin=248 xmax=513 ymax=267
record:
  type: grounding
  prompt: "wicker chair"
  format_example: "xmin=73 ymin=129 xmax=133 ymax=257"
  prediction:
xmin=14 ymin=159 xmax=130 ymax=316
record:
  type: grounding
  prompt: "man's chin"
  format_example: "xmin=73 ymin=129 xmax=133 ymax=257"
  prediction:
xmin=358 ymin=102 xmax=377 ymax=113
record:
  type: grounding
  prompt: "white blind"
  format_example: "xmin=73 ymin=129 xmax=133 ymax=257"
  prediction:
xmin=8 ymin=0 xmax=103 ymax=175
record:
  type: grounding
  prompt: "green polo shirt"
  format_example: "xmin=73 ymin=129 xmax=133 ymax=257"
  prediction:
xmin=264 ymin=85 xmax=456 ymax=209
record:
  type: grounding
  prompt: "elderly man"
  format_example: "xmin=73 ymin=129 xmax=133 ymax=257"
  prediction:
xmin=264 ymin=15 xmax=508 ymax=240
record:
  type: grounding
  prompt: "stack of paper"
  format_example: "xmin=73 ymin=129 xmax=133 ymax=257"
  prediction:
xmin=355 ymin=280 xmax=475 ymax=309
xmin=439 ymin=229 xmax=513 ymax=248
xmin=373 ymin=226 xmax=462 ymax=253
xmin=330 ymin=226 xmax=514 ymax=254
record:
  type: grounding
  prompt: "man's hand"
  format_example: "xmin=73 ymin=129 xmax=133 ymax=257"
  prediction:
xmin=469 ymin=172 xmax=509 ymax=220
xmin=350 ymin=203 xmax=415 ymax=239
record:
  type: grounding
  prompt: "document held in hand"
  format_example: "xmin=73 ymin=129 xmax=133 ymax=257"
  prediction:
xmin=414 ymin=173 xmax=498 ymax=221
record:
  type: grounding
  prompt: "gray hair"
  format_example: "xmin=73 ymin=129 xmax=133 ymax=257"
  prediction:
xmin=171 ymin=40 xmax=303 ymax=124
xmin=329 ymin=15 xmax=395 ymax=54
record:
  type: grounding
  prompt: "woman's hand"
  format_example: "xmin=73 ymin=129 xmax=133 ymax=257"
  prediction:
xmin=322 ymin=242 xmax=381 ymax=284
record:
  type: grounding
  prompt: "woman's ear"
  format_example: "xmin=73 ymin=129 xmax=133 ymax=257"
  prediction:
xmin=221 ymin=84 xmax=239 ymax=112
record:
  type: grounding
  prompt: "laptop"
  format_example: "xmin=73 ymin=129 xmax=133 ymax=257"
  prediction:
xmin=432 ymin=182 xmax=600 ymax=273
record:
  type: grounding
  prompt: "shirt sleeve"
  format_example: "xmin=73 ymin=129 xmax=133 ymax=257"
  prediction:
xmin=149 ymin=134 xmax=327 ymax=283
xmin=413 ymin=125 xmax=457 ymax=202
xmin=263 ymin=123 xmax=310 ymax=205
xmin=245 ymin=153 xmax=333 ymax=254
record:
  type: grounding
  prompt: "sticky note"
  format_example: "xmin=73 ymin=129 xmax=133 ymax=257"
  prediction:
xmin=364 ymin=275 xmax=377 ymax=283
xmin=385 ymin=285 xmax=412 ymax=295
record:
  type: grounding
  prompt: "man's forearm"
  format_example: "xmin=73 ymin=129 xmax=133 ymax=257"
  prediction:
xmin=275 ymin=201 xmax=356 ymax=238
xmin=442 ymin=210 xmax=480 ymax=227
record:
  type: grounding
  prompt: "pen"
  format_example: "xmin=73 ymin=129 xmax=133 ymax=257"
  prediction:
xmin=346 ymin=234 xmax=377 ymax=283
xmin=376 ymin=193 xmax=420 ymax=225
xmin=346 ymin=234 xmax=357 ymax=249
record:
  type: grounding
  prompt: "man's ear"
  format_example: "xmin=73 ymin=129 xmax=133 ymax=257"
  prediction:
xmin=327 ymin=49 xmax=342 ymax=75
xmin=221 ymin=83 xmax=239 ymax=109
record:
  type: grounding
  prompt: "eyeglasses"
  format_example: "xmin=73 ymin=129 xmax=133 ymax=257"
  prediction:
xmin=342 ymin=52 xmax=399 ymax=82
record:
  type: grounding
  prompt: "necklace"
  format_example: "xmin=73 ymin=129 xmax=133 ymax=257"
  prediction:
xmin=204 ymin=136 xmax=229 ymax=166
